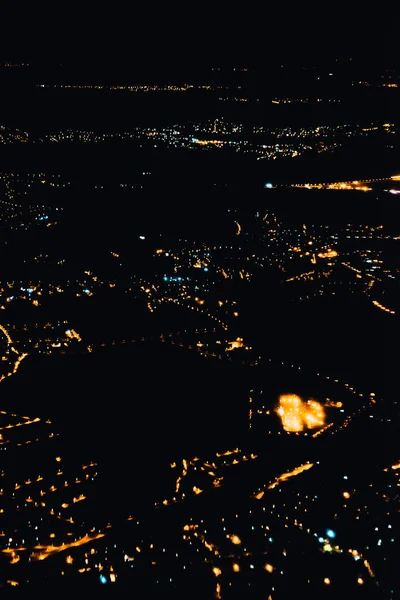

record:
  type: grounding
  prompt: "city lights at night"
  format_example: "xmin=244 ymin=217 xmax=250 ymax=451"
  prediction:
xmin=0 ymin=12 xmax=398 ymax=599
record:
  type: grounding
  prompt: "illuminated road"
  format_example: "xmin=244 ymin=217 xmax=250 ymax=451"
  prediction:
xmin=0 ymin=323 xmax=28 ymax=384
xmin=284 ymin=174 xmax=400 ymax=192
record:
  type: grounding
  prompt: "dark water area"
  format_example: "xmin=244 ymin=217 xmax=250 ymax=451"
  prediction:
xmin=63 ymin=185 xmax=399 ymax=241
xmin=256 ymin=188 xmax=400 ymax=228
xmin=0 ymin=141 xmax=397 ymax=193
xmin=244 ymin=280 xmax=394 ymax=391
xmin=2 ymin=345 xmax=249 ymax=514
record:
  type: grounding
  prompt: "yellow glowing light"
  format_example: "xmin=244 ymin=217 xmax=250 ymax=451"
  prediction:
xmin=226 ymin=338 xmax=244 ymax=351
xmin=213 ymin=567 xmax=222 ymax=577
xmin=230 ymin=535 xmax=241 ymax=545
xmin=73 ymin=494 xmax=86 ymax=503
xmin=358 ymin=577 xmax=364 ymax=585
xmin=324 ymin=578 xmax=330 ymax=585
xmin=318 ymin=249 xmax=338 ymax=259
xmin=194 ymin=139 xmax=224 ymax=147
xmin=264 ymin=563 xmax=274 ymax=573
xmin=30 ymin=533 xmax=105 ymax=561
xmin=233 ymin=563 xmax=240 ymax=572
xmin=343 ymin=491 xmax=350 ymax=499
xmin=65 ymin=329 xmax=82 ymax=342
xmin=277 ymin=395 xmax=325 ymax=432
xmin=364 ymin=559 xmax=375 ymax=577
xmin=372 ymin=300 xmax=395 ymax=315
xmin=267 ymin=462 xmax=314 ymax=490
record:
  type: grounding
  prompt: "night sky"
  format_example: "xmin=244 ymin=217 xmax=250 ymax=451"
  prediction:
xmin=0 ymin=7 xmax=395 ymax=69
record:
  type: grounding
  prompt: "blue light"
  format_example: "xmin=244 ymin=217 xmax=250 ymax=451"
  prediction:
xmin=203 ymin=267 xmax=209 ymax=272
xmin=326 ymin=529 xmax=336 ymax=539
xmin=163 ymin=276 xmax=168 ymax=281
xmin=66 ymin=330 xmax=71 ymax=334
xmin=83 ymin=289 xmax=90 ymax=294
xmin=318 ymin=537 xmax=325 ymax=543
xmin=27 ymin=288 xmax=33 ymax=294
xmin=100 ymin=575 xmax=107 ymax=584
xmin=192 ymin=137 xmax=199 ymax=143
xmin=265 ymin=183 xmax=273 ymax=188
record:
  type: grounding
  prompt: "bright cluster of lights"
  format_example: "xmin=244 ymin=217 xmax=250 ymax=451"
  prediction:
xmin=276 ymin=395 xmax=325 ymax=432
